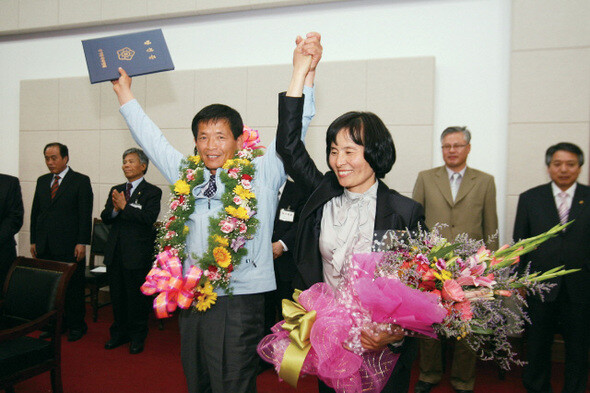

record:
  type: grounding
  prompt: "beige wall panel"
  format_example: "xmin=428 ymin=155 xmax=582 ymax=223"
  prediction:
xmin=100 ymin=77 xmax=148 ymax=130
xmin=19 ymin=131 xmax=60 ymax=182
xmin=145 ymin=70 xmax=196 ymax=129
xmin=147 ymin=0 xmax=197 ymax=17
xmin=196 ymin=0 xmax=247 ymax=13
xmin=158 ymin=185 xmax=173 ymax=221
xmin=20 ymin=79 xmax=59 ymax=131
xmin=18 ymin=0 xmax=58 ymax=29
xmin=312 ymin=61 xmax=367 ymax=127
xmin=384 ymin=125 xmax=433 ymax=194
xmin=18 ymin=232 xmax=31 ymax=257
xmin=59 ymin=0 xmax=101 ymax=26
xmin=507 ymin=123 xmax=589 ymax=195
xmin=254 ymin=126 xmax=277 ymax=154
xmin=99 ymin=130 xmax=139 ymax=184
xmin=246 ymin=64 xmax=291 ymax=127
xmin=304 ymin=125 xmax=330 ymax=175
xmin=58 ymin=130 xmax=101 ymax=184
xmin=0 ymin=0 xmax=19 ymax=31
xmin=195 ymin=67 xmax=249 ymax=121
xmin=512 ymin=0 xmax=590 ymax=51
xmin=510 ymin=49 xmax=590 ymax=123
xmin=19 ymin=181 xmax=36 ymax=241
xmin=97 ymin=183 xmax=113 ymax=219
xmin=504 ymin=194 xmax=520 ymax=242
xmin=90 ymin=182 xmax=100 ymax=220
xmin=367 ymin=57 xmax=435 ymax=126
xmin=101 ymin=0 xmax=148 ymax=23
xmin=59 ymin=78 xmax=101 ymax=130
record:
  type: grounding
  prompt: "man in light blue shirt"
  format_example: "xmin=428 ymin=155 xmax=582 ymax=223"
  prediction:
xmin=110 ymin=34 xmax=321 ymax=393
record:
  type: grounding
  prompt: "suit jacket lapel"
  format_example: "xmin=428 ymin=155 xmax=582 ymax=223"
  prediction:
xmin=129 ymin=179 xmax=146 ymax=202
xmin=541 ymin=183 xmax=561 ymax=224
xmin=568 ymin=183 xmax=588 ymax=223
xmin=299 ymin=172 xmax=343 ymax=222
xmin=375 ymin=180 xmax=398 ymax=230
xmin=434 ymin=166 xmax=454 ymax=207
xmin=454 ymin=167 xmax=477 ymax=205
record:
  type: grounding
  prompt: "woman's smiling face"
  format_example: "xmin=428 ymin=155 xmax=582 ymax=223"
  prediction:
xmin=328 ymin=129 xmax=376 ymax=194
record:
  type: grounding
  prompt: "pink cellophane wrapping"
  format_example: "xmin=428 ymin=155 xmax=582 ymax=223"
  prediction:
xmin=257 ymin=252 xmax=446 ymax=393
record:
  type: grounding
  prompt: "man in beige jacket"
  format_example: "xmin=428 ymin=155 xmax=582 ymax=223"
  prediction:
xmin=412 ymin=126 xmax=498 ymax=393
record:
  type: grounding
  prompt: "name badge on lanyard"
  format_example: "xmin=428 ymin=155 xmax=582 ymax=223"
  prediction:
xmin=279 ymin=208 xmax=295 ymax=222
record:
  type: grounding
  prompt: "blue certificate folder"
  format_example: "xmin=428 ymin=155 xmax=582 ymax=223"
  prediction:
xmin=82 ymin=29 xmax=174 ymax=84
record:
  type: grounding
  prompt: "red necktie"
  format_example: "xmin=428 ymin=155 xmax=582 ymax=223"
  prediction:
xmin=51 ymin=175 xmax=60 ymax=199
xmin=125 ymin=183 xmax=132 ymax=202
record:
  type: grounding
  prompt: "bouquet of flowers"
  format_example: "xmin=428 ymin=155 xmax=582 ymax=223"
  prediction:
xmin=257 ymin=223 xmax=577 ymax=393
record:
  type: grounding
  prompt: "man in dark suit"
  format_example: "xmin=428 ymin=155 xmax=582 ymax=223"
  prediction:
xmin=31 ymin=142 xmax=93 ymax=341
xmin=101 ymin=148 xmax=161 ymax=354
xmin=264 ymin=179 xmax=307 ymax=335
xmin=513 ymin=142 xmax=590 ymax=393
xmin=0 ymin=174 xmax=24 ymax=286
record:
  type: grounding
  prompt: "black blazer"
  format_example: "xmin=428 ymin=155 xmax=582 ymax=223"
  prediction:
xmin=100 ymin=179 xmax=162 ymax=270
xmin=30 ymin=168 xmax=93 ymax=258
xmin=0 ymin=174 xmax=24 ymax=281
xmin=275 ymin=93 xmax=425 ymax=290
xmin=513 ymin=182 xmax=590 ymax=303
xmin=272 ymin=179 xmax=307 ymax=281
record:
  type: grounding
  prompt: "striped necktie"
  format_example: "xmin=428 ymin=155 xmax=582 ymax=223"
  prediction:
xmin=51 ymin=175 xmax=60 ymax=199
xmin=557 ymin=191 xmax=570 ymax=224
xmin=125 ymin=183 xmax=132 ymax=201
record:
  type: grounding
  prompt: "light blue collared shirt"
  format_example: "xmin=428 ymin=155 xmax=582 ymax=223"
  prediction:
xmin=119 ymin=86 xmax=315 ymax=295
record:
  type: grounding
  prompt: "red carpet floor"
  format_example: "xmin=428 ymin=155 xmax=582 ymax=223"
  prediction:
xmin=11 ymin=304 xmax=582 ymax=393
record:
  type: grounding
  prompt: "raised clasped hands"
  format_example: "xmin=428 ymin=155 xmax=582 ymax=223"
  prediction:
xmin=112 ymin=189 xmax=127 ymax=212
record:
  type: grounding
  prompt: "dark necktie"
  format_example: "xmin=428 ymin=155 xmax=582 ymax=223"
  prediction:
xmin=125 ymin=183 xmax=132 ymax=202
xmin=203 ymin=174 xmax=217 ymax=198
xmin=51 ymin=175 xmax=60 ymax=199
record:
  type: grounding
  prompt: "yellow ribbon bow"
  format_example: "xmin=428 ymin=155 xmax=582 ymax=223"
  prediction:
xmin=278 ymin=289 xmax=317 ymax=388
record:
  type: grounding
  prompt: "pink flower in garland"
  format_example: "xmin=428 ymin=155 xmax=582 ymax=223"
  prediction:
xmin=241 ymin=179 xmax=252 ymax=189
xmin=164 ymin=231 xmax=177 ymax=240
xmin=165 ymin=216 xmax=176 ymax=229
xmin=233 ymin=196 xmax=243 ymax=205
xmin=220 ymin=219 xmax=237 ymax=234
xmin=238 ymin=222 xmax=248 ymax=234
xmin=170 ymin=200 xmax=180 ymax=210
xmin=186 ymin=169 xmax=195 ymax=181
xmin=228 ymin=168 xmax=240 ymax=179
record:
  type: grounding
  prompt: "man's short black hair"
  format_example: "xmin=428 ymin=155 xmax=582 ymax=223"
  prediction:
xmin=325 ymin=111 xmax=396 ymax=179
xmin=545 ymin=142 xmax=585 ymax=166
xmin=44 ymin=142 xmax=69 ymax=160
xmin=191 ymin=104 xmax=244 ymax=140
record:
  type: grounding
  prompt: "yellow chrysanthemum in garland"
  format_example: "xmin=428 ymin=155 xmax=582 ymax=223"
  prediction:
xmin=183 ymin=225 xmax=190 ymax=235
xmin=213 ymin=235 xmax=229 ymax=247
xmin=234 ymin=158 xmax=251 ymax=166
xmin=174 ymin=179 xmax=191 ymax=195
xmin=196 ymin=291 xmax=217 ymax=311
xmin=222 ymin=159 xmax=235 ymax=170
xmin=225 ymin=205 xmax=250 ymax=220
xmin=188 ymin=155 xmax=201 ymax=165
xmin=213 ymin=246 xmax=232 ymax=268
xmin=197 ymin=280 xmax=215 ymax=295
xmin=234 ymin=185 xmax=255 ymax=200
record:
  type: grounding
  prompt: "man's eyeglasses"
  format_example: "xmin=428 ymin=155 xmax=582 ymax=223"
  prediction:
xmin=441 ymin=144 xmax=468 ymax=151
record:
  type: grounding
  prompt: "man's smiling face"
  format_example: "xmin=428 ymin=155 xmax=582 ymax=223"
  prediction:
xmin=195 ymin=119 xmax=243 ymax=174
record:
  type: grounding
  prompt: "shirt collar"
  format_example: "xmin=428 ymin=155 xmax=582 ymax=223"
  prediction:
xmin=551 ymin=182 xmax=576 ymax=198
xmin=445 ymin=165 xmax=466 ymax=180
xmin=54 ymin=166 xmax=69 ymax=179
xmin=343 ymin=180 xmax=378 ymax=201
xmin=128 ymin=177 xmax=144 ymax=189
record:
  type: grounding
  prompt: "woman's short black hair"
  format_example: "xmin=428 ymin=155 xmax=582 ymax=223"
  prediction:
xmin=191 ymin=104 xmax=244 ymax=140
xmin=325 ymin=111 xmax=396 ymax=178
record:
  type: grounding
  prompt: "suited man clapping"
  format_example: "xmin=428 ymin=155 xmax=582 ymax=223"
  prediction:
xmin=101 ymin=148 xmax=161 ymax=355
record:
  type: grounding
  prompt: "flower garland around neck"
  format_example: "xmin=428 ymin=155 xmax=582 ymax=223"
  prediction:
xmin=141 ymin=127 xmax=265 ymax=316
